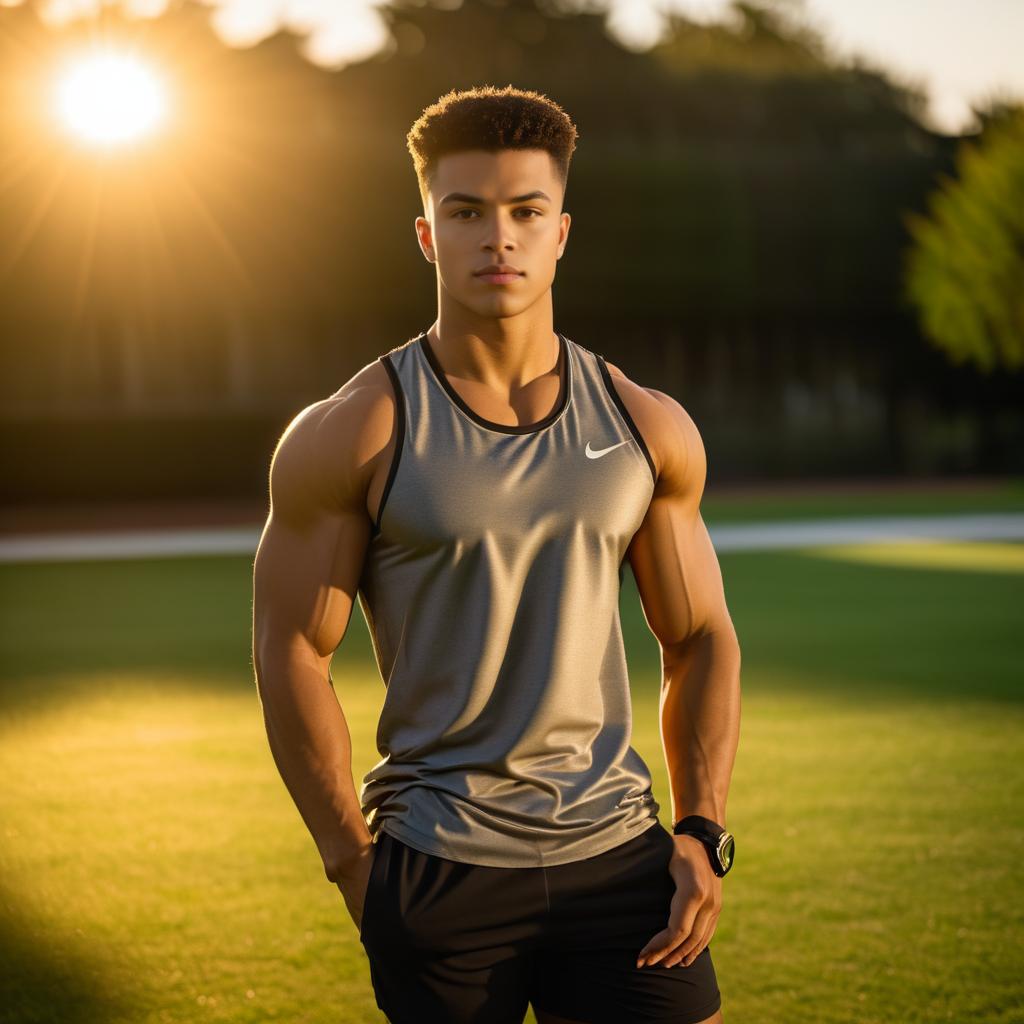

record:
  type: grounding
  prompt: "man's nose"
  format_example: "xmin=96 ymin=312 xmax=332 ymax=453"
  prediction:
xmin=483 ymin=211 xmax=517 ymax=250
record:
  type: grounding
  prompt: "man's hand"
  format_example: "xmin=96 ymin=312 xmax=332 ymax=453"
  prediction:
xmin=636 ymin=834 xmax=722 ymax=969
xmin=334 ymin=841 xmax=376 ymax=933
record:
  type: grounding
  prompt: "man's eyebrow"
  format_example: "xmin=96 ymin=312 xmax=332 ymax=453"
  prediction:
xmin=439 ymin=190 xmax=552 ymax=206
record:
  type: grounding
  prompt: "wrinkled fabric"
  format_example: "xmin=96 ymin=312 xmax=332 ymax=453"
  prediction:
xmin=356 ymin=331 xmax=660 ymax=867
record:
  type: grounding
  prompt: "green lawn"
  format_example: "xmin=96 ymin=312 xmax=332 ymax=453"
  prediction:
xmin=0 ymin=487 xmax=1022 ymax=1023
xmin=699 ymin=476 xmax=1024 ymax=523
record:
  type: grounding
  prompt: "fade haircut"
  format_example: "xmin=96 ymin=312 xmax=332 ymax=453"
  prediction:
xmin=406 ymin=84 xmax=579 ymax=212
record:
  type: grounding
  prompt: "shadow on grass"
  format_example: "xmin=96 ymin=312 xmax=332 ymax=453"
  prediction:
xmin=1 ymin=548 xmax=1021 ymax=720
xmin=0 ymin=885 xmax=131 ymax=1024
xmin=0 ymin=555 xmax=378 ymax=717
xmin=619 ymin=551 xmax=1023 ymax=706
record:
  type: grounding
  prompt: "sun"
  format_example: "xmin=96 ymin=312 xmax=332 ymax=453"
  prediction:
xmin=53 ymin=49 xmax=168 ymax=146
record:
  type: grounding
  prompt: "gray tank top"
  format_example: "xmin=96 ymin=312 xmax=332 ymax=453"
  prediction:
xmin=354 ymin=329 xmax=662 ymax=867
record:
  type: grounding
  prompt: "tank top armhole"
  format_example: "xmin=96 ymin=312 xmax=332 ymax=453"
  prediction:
xmin=595 ymin=354 xmax=657 ymax=486
xmin=371 ymin=353 xmax=407 ymax=538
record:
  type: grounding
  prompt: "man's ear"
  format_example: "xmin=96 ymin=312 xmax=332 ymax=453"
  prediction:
xmin=415 ymin=215 xmax=436 ymax=264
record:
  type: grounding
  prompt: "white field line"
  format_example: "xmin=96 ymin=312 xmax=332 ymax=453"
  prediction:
xmin=0 ymin=514 xmax=1022 ymax=564
xmin=707 ymin=513 xmax=1024 ymax=550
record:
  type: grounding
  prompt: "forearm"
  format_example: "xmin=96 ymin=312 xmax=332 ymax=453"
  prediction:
xmin=659 ymin=626 xmax=741 ymax=827
xmin=255 ymin=646 xmax=371 ymax=883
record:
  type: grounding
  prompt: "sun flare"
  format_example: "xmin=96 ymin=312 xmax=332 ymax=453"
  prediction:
xmin=53 ymin=49 xmax=168 ymax=146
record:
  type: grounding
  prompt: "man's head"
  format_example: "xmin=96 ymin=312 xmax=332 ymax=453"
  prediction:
xmin=406 ymin=85 xmax=578 ymax=320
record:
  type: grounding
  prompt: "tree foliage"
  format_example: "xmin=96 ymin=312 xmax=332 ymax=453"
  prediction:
xmin=903 ymin=105 xmax=1024 ymax=373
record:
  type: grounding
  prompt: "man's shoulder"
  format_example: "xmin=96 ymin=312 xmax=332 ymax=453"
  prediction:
xmin=271 ymin=357 xmax=398 ymax=510
xmin=324 ymin=355 xmax=398 ymax=428
xmin=602 ymin=359 xmax=704 ymax=496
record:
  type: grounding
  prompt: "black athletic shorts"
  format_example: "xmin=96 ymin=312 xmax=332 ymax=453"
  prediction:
xmin=358 ymin=820 xmax=722 ymax=1024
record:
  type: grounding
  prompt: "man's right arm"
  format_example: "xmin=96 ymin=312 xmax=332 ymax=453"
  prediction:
xmin=251 ymin=377 xmax=390 ymax=891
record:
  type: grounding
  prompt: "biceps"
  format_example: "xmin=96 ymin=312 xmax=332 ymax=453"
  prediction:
xmin=627 ymin=501 xmax=731 ymax=648
xmin=253 ymin=508 xmax=369 ymax=664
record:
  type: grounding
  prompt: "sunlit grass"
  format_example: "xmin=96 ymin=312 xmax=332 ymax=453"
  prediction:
xmin=0 ymin=524 xmax=1022 ymax=1022
xmin=802 ymin=540 xmax=1024 ymax=573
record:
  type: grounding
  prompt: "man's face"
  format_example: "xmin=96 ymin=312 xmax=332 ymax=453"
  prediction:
xmin=415 ymin=148 xmax=571 ymax=319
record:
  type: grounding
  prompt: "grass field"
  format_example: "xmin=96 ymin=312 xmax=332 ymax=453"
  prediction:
xmin=1 ymin=484 xmax=1022 ymax=1024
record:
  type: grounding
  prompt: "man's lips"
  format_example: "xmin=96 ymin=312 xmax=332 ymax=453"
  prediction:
xmin=474 ymin=268 xmax=524 ymax=284
xmin=476 ymin=273 xmax=523 ymax=284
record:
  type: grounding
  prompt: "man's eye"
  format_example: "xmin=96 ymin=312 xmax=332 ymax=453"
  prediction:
xmin=452 ymin=208 xmax=541 ymax=219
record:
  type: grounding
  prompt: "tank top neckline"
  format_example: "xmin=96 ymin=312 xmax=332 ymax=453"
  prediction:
xmin=416 ymin=330 xmax=572 ymax=436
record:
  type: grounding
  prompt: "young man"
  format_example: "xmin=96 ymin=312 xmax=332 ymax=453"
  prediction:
xmin=252 ymin=85 xmax=741 ymax=1024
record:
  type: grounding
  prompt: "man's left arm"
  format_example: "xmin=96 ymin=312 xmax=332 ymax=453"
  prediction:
xmin=609 ymin=368 xmax=742 ymax=970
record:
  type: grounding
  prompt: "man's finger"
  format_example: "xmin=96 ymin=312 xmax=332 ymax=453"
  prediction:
xmin=641 ymin=935 xmax=687 ymax=968
xmin=647 ymin=903 xmax=716 ymax=968
xmin=681 ymin=919 xmax=718 ymax=967
xmin=634 ymin=909 xmax=700 ymax=962
xmin=636 ymin=888 xmax=696 ymax=964
xmin=665 ymin=911 xmax=719 ymax=968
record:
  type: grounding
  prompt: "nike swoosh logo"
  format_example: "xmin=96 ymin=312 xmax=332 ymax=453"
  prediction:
xmin=585 ymin=439 xmax=629 ymax=459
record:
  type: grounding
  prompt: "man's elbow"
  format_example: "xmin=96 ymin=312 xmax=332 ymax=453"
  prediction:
xmin=252 ymin=624 xmax=335 ymax=697
xmin=252 ymin=616 xmax=271 ymax=691
xmin=252 ymin=623 xmax=291 ymax=699
xmin=660 ymin=617 xmax=741 ymax=667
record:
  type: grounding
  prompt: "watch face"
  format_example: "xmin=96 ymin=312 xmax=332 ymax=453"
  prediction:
xmin=718 ymin=833 xmax=735 ymax=872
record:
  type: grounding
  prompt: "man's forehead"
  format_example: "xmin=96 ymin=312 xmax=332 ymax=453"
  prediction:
xmin=430 ymin=149 xmax=558 ymax=198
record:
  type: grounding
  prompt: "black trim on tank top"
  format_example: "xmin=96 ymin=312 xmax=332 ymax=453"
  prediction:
xmin=596 ymin=354 xmax=657 ymax=485
xmin=371 ymin=353 xmax=406 ymax=538
xmin=417 ymin=330 xmax=571 ymax=435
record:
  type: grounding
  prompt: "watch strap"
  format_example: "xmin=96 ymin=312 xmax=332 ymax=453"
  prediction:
xmin=672 ymin=814 xmax=725 ymax=839
xmin=672 ymin=815 xmax=734 ymax=877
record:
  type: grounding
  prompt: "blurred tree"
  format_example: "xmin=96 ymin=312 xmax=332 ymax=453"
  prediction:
xmin=903 ymin=105 xmax=1024 ymax=373
xmin=5 ymin=0 xmax=1020 ymax=489
xmin=648 ymin=0 xmax=930 ymax=146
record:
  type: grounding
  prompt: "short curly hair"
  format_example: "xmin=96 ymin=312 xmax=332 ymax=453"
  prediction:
xmin=406 ymin=84 xmax=579 ymax=210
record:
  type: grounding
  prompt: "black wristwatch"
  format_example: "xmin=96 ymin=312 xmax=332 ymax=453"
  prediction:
xmin=672 ymin=814 xmax=735 ymax=877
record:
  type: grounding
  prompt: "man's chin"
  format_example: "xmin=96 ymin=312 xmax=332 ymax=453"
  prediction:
xmin=455 ymin=296 xmax=534 ymax=318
